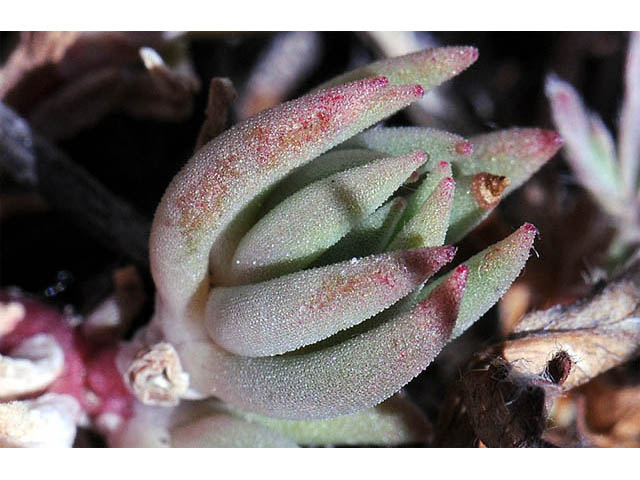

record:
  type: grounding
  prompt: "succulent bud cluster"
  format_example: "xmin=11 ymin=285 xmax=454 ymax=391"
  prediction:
xmin=1 ymin=45 xmax=562 ymax=447
xmin=112 ymin=46 xmax=561 ymax=446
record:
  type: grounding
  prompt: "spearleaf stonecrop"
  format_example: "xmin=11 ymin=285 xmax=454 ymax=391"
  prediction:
xmin=125 ymin=45 xmax=560 ymax=436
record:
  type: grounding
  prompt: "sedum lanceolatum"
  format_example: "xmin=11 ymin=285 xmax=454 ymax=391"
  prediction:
xmin=116 ymin=46 xmax=562 ymax=446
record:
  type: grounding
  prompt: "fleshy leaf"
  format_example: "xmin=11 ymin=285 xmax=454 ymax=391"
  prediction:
xmin=205 ymin=246 xmax=455 ymax=357
xmin=262 ymin=149 xmax=384 ymax=213
xmin=340 ymin=126 xmax=473 ymax=173
xmin=394 ymin=160 xmax=452 ymax=236
xmin=150 ymin=76 xmax=424 ymax=311
xmin=169 ymin=413 xmax=298 ymax=448
xmin=232 ymin=394 xmax=430 ymax=446
xmin=446 ymin=129 xmax=561 ymax=243
xmin=180 ymin=265 xmax=466 ymax=420
xmin=388 ymin=177 xmax=455 ymax=250
xmin=110 ymin=400 xmax=297 ymax=447
xmin=420 ymin=223 xmax=536 ymax=338
xmin=316 ymin=46 xmax=478 ymax=92
xmin=546 ymin=75 xmax=621 ymax=214
xmin=446 ymin=172 xmax=509 ymax=243
xmin=619 ymin=32 xmax=640 ymax=195
xmin=229 ymin=151 xmax=428 ymax=284
xmin=314 ymin=197 xmax=407 ymax=266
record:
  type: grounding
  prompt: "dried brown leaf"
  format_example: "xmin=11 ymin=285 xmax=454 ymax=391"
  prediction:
xmin=195 ymin=78 xmax=237 ymax=151
xmin=0 ymin=32 xmax=199 ymax=139
xmin=503 ymin=264 xmax=640 ymax=389
xmin=573 ymin=367 xmax=640 ymax=447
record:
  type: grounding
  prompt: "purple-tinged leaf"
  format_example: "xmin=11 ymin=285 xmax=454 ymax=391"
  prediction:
xmin=205 ymin=246 xmax=455 ymax=357
xmin=316 ymin=46 xmax=478 ymax=92
xmin=179 ymin=265 xmax=467 ymax=420
xmin=546 ymin=75 xmax=622 ymax=213
xmin=421 ymin=223 xmax=537 ymax=338
xmin=446 ymin=129 xmax=561 ymax=242
xmin=620 ymin=32 xmax=640 ymax=195
xmin=150 ymin=77 xmax=424 ymax=311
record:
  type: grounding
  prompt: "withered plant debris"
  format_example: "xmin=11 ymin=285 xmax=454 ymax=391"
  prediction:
xmin=572 ymin=364 xmax=640 ymax=447
xmin=434 ymin=353 xmax=570 ymax=447
xmin=0 ymin=32 xmax=199 ymax=139
xmin=503 ymin=262 xmax=640 ymax=389
xmin=194 ymin=77 xmax=237 ymax=151
xmin=435 ymin=261 xmax=640 ymax=447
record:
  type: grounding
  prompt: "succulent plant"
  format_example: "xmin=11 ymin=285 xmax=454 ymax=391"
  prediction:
xmin=120 ymin=44 xmax=561 ymax=437
xmin=0 ymin=44 xmax=562 ymax=448
xmin=546 ymin=32 xmax=640 ymax=272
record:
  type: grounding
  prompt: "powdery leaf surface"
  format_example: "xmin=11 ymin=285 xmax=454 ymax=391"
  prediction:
xmin=314 ymin=197 xmax=407 ymax=266
xmin=180 ymin=266 xmax=467 ymax=420
xmin=420 ymin=223 xmax=537 ymax=338
xmin=206 ymin=246 xmax=455 ymax=356
xmin=262 ymin=149 xmax=384 ymax=212
xmin=341 ymin=126 xmax=472 ymax=172
xmin=446 ymin=129 xmax=562 ymax=242
xmin=316 ymin=46 xmax=478 ymax=93
xmin=389 ymin=177 xmax=455 ymax=250
xmin=401 ymin=160 xmax=453 ymax=230
xmin=546 ymin=75 xmax=622 ymax=214
xmin=150 ymin=76 xmax=424 ymax=312
xmin=169 ymin=413 xmax=298 ymax=447
xmin=233 ymin=394 xmax=430 ymax=446
xmin=229 ymin=151 xmax=427 ymax=284
xmin=619 ymin=32 xmax=640 ymax=194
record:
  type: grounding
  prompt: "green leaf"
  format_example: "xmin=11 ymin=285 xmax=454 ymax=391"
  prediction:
xmin=178 ymin=265 xmax=467 ymax=420
xmin=546 ymin=75 xmax=621 ymax=214
xmin=421 ymin=223 xmax=537 ymax=338
xmin=446 ymin=128 xmax=562 ymax=243
xmin=316 ymin=46 xmax=478 ymax=92
xmin=619 ymin=32 xmax=640 ymax=195
xmin=340 ymin=126 xmax=472 ymax=174
xmin=205 ymin=246 xmax=455 ymax=357
xmin=233 ymin=394 xmax=430 ymax=446
xmin=262 ymin=149 xmax=385 ymax=213
xmin=150 ymin=76 xmax=425 ymax=311
xmin=229 ymin=151 xmax=428 ymax=284
xmin=170 ymin=413 xmax=298 ymax=447
xmin=388 ymin=176 xmax=455 ymax=250
xmin=313 ymin=197 xmax=406 ymax=266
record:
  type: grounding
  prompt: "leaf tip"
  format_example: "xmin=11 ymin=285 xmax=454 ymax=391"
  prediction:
xmin=455 ymin=140 xmax=473 ymax=156
xmin=521 ymin=222 xmax=538 ymax=236
xmin=442 ymin=176 xmax=456 ymax=189
xmin=405 ymin=245 xmax=457 ymax=279
xmin=441 ymin=45 xmax=479 ymax=71
xmin=512 ymin=222 xmax=538 ymax=253
xmin=452 ymin=264 xmax=469 ymax=293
